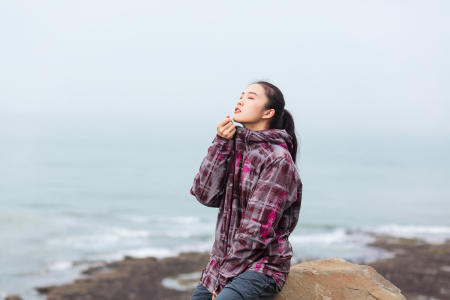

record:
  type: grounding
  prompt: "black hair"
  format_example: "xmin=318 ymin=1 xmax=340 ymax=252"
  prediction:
xmin=252 ymin=80 xmax=299 ymax=164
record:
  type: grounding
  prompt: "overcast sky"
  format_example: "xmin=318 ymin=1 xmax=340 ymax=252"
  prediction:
xmin=0 ymin=0 xmax=449 ymax=137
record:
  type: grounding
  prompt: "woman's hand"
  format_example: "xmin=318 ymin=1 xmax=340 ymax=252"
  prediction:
xmin=217 ymin=115 xmax=236 ymax=139
xmin=212 ymin=291 xmax=218 ymax=299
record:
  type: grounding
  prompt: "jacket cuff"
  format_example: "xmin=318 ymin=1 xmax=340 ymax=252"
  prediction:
xmin=212 ymin=134 xmax=231 ymax=148
xmin=215 ymin=283 xmax=226 ymax=295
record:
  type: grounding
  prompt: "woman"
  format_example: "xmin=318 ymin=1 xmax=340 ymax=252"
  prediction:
xmin=189 ymin=81 xmax=303 ymax=300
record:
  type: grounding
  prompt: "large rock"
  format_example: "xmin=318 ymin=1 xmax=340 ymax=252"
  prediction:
xmin=274 ymin=257 xmax=406 ymax=300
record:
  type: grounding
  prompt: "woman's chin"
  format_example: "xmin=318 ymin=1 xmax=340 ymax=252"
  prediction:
xmin=232 ymin=114 xmax=244 ymax=123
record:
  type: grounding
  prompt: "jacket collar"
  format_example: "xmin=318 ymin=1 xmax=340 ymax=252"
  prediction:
xmin=234 ymin=125 xmax=293 ymax=152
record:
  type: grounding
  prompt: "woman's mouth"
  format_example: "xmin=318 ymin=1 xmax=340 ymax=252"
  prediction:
xmin=235 ymin=107 xmax=241 ymax=113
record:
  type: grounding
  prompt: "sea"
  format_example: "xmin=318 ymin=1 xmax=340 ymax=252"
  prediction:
xmin=1 ymin=115 xmax=449 ymax=299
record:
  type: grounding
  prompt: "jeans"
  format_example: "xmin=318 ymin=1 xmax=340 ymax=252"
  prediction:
xmin=190 ymin=271 xmax=281 ymax=300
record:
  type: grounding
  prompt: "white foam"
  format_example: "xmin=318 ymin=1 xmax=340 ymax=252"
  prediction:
xmin=101 ymin=239 xmax=215 ymax=261
xmin=105 ymin=248 xmax=179 ymax=260
xmin=364 ymin=224 xmax=450 ymax=244
xmin=287 ymin=224 xmax=450 ymax=264
xmin=289 ymin=229 xmax=347 ymax=245
xmin=46 ymin=229 xmax=150 ymax=248
xmin=46 ymin=226 xmax=211 ymax=249
xmin=110 ymin=227 xmax=151 ymax=238
xmin=47 ymin=260 xmax=73 ymax=271
xmin=117 ymin=214 xmax=202 ymax=224
xmin=289 ymin=224 xmax=450 ymax=247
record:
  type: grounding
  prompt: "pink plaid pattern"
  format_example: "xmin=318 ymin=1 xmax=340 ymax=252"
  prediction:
xmin=190 ymin=125 xmax=303 ymax=295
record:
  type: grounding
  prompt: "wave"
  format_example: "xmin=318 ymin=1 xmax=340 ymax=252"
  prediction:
xmin=42 ymin=223 xmax=450 ymax=279
xmin=290 ymin=224 xmax=450 ymax=247
xmin=289 ymin=229 xmax=348 ymax=244
xmin=45 ymin=226 xmax=213 ymax=249
xmin=363 ymin=224 xmax=450 ymax=244
xmin=60 ymin=212 xmax=205 ymax=225
xmin=97 ymin=239 xmax=215 ymax=261
xmin=369 ymin=224 xmax=450 ymax=235
xmin=47 ymin=260 xmax=73 ymax=271
xmin=116 ymin=214 xmax=202 ymax=224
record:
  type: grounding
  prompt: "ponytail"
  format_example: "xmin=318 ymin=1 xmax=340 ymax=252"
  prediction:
xmin=278 ymin=109 xmax=298 ymax=164
xmin=252 ymin=81 xmax=299 ymax=164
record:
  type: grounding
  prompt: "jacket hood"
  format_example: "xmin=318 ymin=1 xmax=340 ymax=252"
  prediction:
xmin=235 ymin=125 xmax=294 ymax=153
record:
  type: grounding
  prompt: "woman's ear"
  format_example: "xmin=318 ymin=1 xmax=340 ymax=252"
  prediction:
xmin=262 ymin=109 xmax=275 ymax=120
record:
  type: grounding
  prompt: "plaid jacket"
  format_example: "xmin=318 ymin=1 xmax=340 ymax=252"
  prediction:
xmin=190 ymin=125 xmax=302 ymax=295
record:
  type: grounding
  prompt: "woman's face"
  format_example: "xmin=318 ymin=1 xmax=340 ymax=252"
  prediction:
xmin=232 ymin=84 xmax=274 ymax=130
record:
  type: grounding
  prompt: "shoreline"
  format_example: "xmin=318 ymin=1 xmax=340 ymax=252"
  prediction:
xmin=365 ymin=233 xmax=450 ymax=300
xmin=25 ymin=232 xmax=450 ymax=300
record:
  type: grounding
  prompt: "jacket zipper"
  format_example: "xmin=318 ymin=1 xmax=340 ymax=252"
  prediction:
xmin=222 ymin=158 xmax=232 ymax=256
xmin=224 ymin=134 xmax=238 ymax=257
xmin=224 ymin=133 xmax=250 ymax=256
xmin=237 ymin=132 xmax=251 ymax=204
xmin=221 ymin=156 xmax=231 ymax=196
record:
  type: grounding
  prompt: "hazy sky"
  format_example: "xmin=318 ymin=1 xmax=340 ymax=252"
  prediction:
xmin=1 ymin=0 xmax=449 ymax=137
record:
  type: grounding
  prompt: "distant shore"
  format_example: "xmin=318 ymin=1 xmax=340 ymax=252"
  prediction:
xmin=27 ymin=233 xmax=450 ymax=300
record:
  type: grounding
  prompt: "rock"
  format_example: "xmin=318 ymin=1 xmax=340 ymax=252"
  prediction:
xmin=274 ymin=257 xmax=406 ymax=300
xmin=5 ymin=296 xmax=23 ymax=300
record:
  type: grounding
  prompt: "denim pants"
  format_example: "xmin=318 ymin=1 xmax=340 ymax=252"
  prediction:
xmin=190 ymin=271 xmax=281 ymax=300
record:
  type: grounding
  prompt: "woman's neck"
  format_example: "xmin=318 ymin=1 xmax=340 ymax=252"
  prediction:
xmin=241 ymin=121 xmax=270 ymax=131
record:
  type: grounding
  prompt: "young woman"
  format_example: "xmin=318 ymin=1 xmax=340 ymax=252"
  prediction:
xmin=189 ymin=81 xmax=303 ymax=300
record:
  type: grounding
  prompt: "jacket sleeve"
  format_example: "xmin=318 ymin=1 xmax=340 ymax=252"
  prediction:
xmin=190 ymin=134 xmax=234 ymax=208
xmin=215 ymin=157 xmax=296 ymax=293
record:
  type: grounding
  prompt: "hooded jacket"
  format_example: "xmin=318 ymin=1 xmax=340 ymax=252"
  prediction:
xmin=190 ymin=125 xmax=303 ymax=295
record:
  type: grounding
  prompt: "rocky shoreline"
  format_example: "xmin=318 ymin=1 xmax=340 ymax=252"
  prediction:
xmin=5 ymin=233 xmax=450 ymax=300
xmin=366 ymin=233 xmax=450 ymax=300
xmin=34 ymin=252 xmax=211 ymax=300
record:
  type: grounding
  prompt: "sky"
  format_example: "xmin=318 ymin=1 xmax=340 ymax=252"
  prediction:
xmin=0 ymin=0 xmax=449 ymax=137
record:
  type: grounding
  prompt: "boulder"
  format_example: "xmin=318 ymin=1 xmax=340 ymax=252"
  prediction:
xmin=274 ymin=257 xmax=406 ymax=300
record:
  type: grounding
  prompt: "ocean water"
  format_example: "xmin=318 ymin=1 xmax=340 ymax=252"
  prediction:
xmin=0 ymin=115 xmax=449 ymax=299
